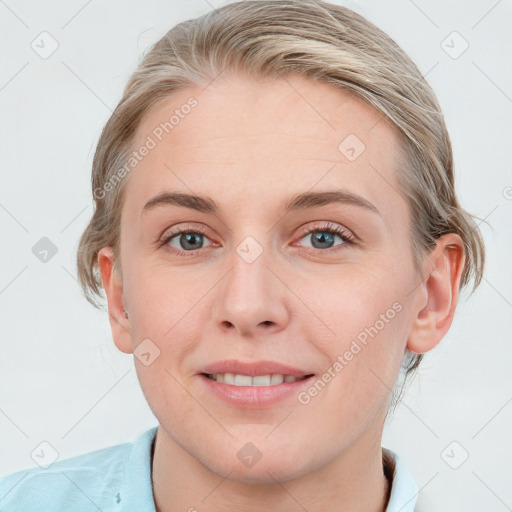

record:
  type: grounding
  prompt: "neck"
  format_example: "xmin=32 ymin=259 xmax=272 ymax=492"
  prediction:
xmin=151 ymin=426 xmax=391 ymax=512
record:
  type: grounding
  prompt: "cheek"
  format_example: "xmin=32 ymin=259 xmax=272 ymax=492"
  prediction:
xmin=123 ymin=258 xmax=211 ymax=337
xmin=122 ymin=261 xmax=218 ymax=407
xmin=301 ymin=267 xmax=409 ymax=406
xmin=304 ymin=265 xmax=406 ymax=348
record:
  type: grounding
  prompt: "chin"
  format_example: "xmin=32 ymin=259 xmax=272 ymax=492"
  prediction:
xmin=201 ymin=442 xmax=315 ymax=485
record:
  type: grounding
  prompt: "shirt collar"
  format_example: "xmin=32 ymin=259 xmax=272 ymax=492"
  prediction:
xmin=124 ymin=425 xmax=158 ymax=510
xmin=383 ymin=447 xmax=419 ymax=512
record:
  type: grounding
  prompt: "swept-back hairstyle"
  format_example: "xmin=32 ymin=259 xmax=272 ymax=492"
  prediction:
xmin=76 ymin=0 xmax=485 ymax=391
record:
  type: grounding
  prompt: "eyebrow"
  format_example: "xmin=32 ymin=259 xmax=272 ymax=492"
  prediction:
xmin=142 ymin=189 xmax=380 ymax=216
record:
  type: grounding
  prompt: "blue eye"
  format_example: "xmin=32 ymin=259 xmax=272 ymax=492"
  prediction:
xmin=297 ymin=223 xmax=356 ymax=252
xmin=303 ymin=230 xmax=339 ymax=249
xmin=162 ymin=230 xmax=213 ymax=253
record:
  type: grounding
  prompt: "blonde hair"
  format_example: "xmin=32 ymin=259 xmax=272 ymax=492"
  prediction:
xmin=77 ymin=0 xmax=485 ymax=381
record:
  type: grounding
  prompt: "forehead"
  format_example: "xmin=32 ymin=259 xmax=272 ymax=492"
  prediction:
xmin=125 ymin=73 xmax=405 ymax=222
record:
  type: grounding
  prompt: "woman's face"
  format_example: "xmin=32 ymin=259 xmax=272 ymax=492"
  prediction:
xmin=104 ymin=74 xmax=430 ymax=482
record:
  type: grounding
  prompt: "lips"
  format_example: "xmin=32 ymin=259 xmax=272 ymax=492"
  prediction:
xmin=198 ymin=360 xmax=316 ymax=409
xmin=200 ymin=359 xmax=314 ymax=378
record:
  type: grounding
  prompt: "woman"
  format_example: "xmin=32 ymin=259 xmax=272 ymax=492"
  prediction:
xmin=0 ymin=1 xmax=485 ymax=510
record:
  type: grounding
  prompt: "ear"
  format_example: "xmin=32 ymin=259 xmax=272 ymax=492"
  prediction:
xmin=97 ymin=247 xmax=133 ymax=354
xmin=407 ymin=233 xmax=466 ymax=354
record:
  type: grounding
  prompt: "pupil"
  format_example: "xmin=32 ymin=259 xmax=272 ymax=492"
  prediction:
xmin=312 ymin=231 xmax=334 ymax=249
xmin=181 ymin=233 xmax=202 ymax=250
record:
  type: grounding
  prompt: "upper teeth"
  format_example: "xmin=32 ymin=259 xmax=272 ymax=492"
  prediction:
xmin=208 ymin=373 xmax=300 ymax=386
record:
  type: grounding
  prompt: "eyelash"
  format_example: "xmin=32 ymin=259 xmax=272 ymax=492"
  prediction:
xmin=159 ymin=222 xmax=356 ymax=256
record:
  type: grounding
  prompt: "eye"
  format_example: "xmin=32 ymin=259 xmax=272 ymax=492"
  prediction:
xmin=160 ymin=226 xmax=215 ymax=254
xmin=296 ymin=222 xmax=356 ymax=253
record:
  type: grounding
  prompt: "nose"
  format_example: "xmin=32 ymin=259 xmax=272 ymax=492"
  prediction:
xmin=214 ymin=243 xmax=290 ymax=338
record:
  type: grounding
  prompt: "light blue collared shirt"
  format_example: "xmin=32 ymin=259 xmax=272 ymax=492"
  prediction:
xmin=382 ymin=447 xmax=421 ymax=511
xmin=0 ymin=426 xmax=421 ymax=511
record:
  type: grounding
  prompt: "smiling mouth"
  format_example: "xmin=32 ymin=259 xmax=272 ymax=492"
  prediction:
xmin=201 ymin=373 xmax=314 ymax=386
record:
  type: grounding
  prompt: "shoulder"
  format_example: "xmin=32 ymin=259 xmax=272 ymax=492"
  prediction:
xmin=0 ymin=426 xmax=158 ymax=512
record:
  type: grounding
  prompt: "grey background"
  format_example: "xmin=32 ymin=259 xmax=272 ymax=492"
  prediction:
xmin=1 ymin=1 xmax=511 ymax=510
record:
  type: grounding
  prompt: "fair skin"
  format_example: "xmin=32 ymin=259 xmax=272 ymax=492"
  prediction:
xmin=98 ymin=73 xmax=465 ymax=512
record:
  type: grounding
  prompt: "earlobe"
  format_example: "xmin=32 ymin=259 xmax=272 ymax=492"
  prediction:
xmin=406 ymin=234 xmax=466 ymax=354
xmin=97 ymin=247 xmax=134 ymax=354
